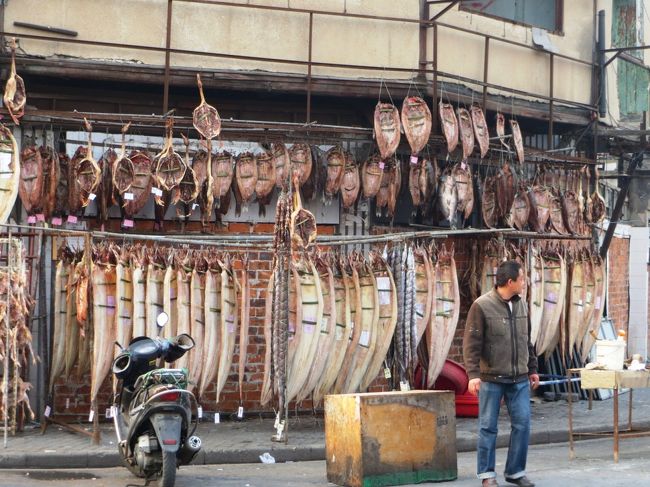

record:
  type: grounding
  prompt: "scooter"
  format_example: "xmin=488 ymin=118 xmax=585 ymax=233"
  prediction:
xmin=111 ymin=312 xmax=202 ymax=487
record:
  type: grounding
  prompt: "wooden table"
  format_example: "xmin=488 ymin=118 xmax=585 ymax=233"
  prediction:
xmin=568 ymin=368 xmax=650 ymax=462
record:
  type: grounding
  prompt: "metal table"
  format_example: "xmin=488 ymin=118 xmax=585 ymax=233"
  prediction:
xmin=568 ymin=368 xmax=650 ymax=462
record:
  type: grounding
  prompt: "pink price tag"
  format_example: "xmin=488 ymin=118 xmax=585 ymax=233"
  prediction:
xmin=461 ymin=161 xmax=467 ymax=170
xmin=378 ymin=161 xmax=385 ymax=170
xmin=27 ymin=215 xmax=36 ymax=224
xmin=51 ymin=217 xmax=62 ymax=226
xmin=36 ymin=214 xmax=45 ymax=222
xmin=410 ymin=155 xmax=418 ymax=164
xmin=67 ymin=215 xmax=78 ymax=224
xmin=107 ymin=296 xmax=115 ymax=306
xmin=122 ymin=219 xmax=134 ymax=228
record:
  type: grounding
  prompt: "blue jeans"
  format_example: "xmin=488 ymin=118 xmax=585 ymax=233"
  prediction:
xmin=477 ymin=379 xmax=530 ymax=480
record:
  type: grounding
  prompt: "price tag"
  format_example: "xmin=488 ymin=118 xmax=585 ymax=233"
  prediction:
xmin=44 ymin=405 xmax=51 ymax=418
xmin=384 ymin=368 xmax=392 ymax=379
xmin=88 ymin=193 xmax=97 ymax=201
xmin=348 ymin=321 xmax=355 ymax=340
xmin=197 ymin=406 xmax=203 ymax=419
xmin=410 ymin=155 xmax=418 ymax=165
xmin=124 ymin=192 xmax=134 ymax=201
xmin=111 ymin=406 xmax=117 ymax=418
xmin=237 ymin=406 xmax=244 ymax=419
xmin=67 ymin=215 xmax=78 ymax=224
xmin=151 ymin=187 xmax=163 ymax=197
xmin=378 ymin=161 xmax=385 ymax=170
xmin=0 ymin=153 xmax=12 ymax=178
xmin=107 ymin=295 xmax=115 ymax=307
xmin=105 ymin=408 xmax=112 ymax=419
xmin=399 ymin=381 xmax=410 ymax=391
xmin=359 ymin=330 xmax=370 ymax=347
xmin=214 ymin=412 xmax=220 ymax=424
xmin=36 ymin=213 xmax=45 ymax=222
xmin=122 ymin=219 xmax=134 ymax=228
xmin=376 ymin=277 xmax=391 ymax=292
xmin=461 ymin=161 xmax=467 ymax=170
xmin=65 ymin=398 xmax=70 ymax=410
xmin=51 ymin=217 xmax=62 ymax=226
xmin=586 ymin=292 xmax=592 ymax=303
xmin=88 ymin=409 xmax=95 ymax=423
xmin=443 ymin=301 xmax=452 ymax=312
xmin=27 ymin=215 xmax=36 ymax=224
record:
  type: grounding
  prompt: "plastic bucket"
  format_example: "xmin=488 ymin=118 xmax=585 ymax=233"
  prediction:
xmin=595 ymin=340 xmax=625 ymax=370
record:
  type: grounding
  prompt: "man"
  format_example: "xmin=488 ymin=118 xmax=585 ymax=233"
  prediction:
xmin=463 ymin=260 xmax=540 ymax=487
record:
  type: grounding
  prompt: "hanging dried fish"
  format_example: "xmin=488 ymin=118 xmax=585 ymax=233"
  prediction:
xmin=40 ymin=145 xmax=60 ymax=220
xmin=124 ymin=150 xmax=153 ymax=218
xmin=470 ymin=103 xmax=489 ymax=158
xmin=193 ymin=73 xmax=221 ymax=139
xmin=457 ymin=107 xmax=475 ymax=160
xmin=361 ymin=153 xmax=384 ymax=199
xmin=452 ymin=162 xmax=474 ymax=222
xmin=401 ymin=96 xmax=431 ymax=155
xmin=235 ymin=151 xmax=258 ymax=210
xmin=76 ymin=119 xmax=102 ymax=209
xmin=3 ymin=38 xmax=26 ymax=125
xmin=212 ymin=151 xmax=234 ymax=199
xmin=496 ymin=112 xmax=508 ymax=149
xmin=481 ymin=175 xmax=498 ymax=229
xmin=112 ymin=123 xmax=135 ymax=198
xmin=506 ymin=183 xmax=531 ymax=231
xmin=255 ymin=150 xmax=276 ymax=217
xmin=510 ymin=119 xmax=525 ymax=164
xmin=153 ymin=118 xmax=186 ymax=191
xmin=18 ymin=144 xmax=44 ymax=215
xmin=324 ymin=145 xmax=346 ymax=201
xmin=97 ymin=147 xmax=117 ymax=223
xmin=438 ymin=167 xmax=458 ymax=228
xmin=341 ymin=153 xmax=360 ymax=210
xmin=495 ymin=162 xmax=515 ymax=218
xmin=373 ymin=102 xmax=401 ymax=160
xmin=439 ymin=101 xmax=459 ymax=154
xmin=527 ymin=185 xmax=552 ymax=232
xmin=52 ymin=153 xmax=69 ymax=219
xmin=289 ymin=143 xmax=312 ymax=186
xmin=272 ymin=142 xmax=290 ymax=190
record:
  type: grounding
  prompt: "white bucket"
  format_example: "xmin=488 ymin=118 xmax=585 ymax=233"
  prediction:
xmin=595 ymin=340 xmax=626 ymax=370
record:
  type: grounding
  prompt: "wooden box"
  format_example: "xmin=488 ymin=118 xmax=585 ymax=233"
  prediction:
xmin=325 ymin=390 xmax=457 ymax=487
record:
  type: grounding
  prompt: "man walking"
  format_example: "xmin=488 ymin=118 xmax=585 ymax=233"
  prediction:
xmin=463 ymin=260 xmax=539 ymax=487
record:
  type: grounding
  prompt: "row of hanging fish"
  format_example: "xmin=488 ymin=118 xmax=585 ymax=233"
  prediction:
xmin=477 ymin=240 xmax=607 ymax=362
xmin=481 ymin=164 xmax=607 ymax=234
xmin=49 ymin=243 xmax=249 ymax=407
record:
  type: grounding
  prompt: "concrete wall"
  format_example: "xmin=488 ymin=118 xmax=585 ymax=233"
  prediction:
xmin=4 ymin=0 xmax=625 ymax=110
xmin=628 ymin=226 xmax=649 ymax=357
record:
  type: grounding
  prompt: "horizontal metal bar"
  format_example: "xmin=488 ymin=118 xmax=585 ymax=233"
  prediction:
xmin=13 ymin=21 xmax=78 ymax=37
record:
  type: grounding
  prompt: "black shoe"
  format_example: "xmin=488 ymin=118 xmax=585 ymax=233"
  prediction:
xmin=505 ymin=476 xmax=535 ymax=487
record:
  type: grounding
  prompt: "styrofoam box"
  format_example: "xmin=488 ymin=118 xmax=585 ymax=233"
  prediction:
xmin=595 ymin=340 xmax=625 ymax=370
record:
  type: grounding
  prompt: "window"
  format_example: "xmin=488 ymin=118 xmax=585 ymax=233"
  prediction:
xmin=460 ymin=0 xmax=563 ymax=33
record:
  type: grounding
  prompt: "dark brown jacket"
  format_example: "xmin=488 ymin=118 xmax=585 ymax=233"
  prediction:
xmin=463 ymin=289 xmax=537 ymax=383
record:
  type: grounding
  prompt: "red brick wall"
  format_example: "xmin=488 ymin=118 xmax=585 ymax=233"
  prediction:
xmin=607 ymin=236 xmax=630 ymax=337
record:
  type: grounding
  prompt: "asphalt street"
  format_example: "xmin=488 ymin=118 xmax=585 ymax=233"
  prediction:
xmin=1 ymin=435 xmax=649 ymax=487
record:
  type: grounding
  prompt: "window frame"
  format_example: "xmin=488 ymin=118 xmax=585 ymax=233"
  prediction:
xmin=458 ymin=0 xmax=564 ymax=35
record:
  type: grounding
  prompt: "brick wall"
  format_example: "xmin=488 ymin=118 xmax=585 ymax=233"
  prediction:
xmin=607 ymin=236 xmax=630 ymax=336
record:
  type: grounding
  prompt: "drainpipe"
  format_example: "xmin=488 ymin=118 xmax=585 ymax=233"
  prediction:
xmin=598 ymin=9 xmax=607 ymax=118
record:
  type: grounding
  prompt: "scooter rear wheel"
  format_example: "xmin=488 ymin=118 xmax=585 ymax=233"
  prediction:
xmin=160 ymin=450 xmax=177 ymax=487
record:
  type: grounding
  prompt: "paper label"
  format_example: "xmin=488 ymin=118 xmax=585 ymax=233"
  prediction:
xmin=44 ymin=405 xmax=51 ymax=418
xmin=27 ymin=215 xmax=36 ymax=224
xmin=399 ymin=381 xmax=410 ymax=391
xmin=122 ymin=219 xmax=134 ymax=228
xmin=304 ymin=324 xmax=315 ymax=334
xmin=0 ymin=152 xmax=11 ymax=178
xmin=359 ymin=330 xmax=370 ymax=347
xmin=348 ymin=321 xmax=355 ymax=340
xmin=214 ymin=412 xmax=220 ymax=424
xmin=51 ymin=217 xmax=62 ymax=226
xmin=586 ymin=292 xmax=592 ymax=303
xmin=65 ymin=398 xmax=70 ymax=410
xmin=410 ymin=155 xmax=418 ymax=164
xmin=67 ymin=215 xmax=78 ymax=224
xmin=105 ymin=408 xmax=112 ymax=419
xmin=376 ymin=277 xmax=391 ymax=292
xmin=378 ymin=161 xmax=385 ymax=170
xmin=151 ymin=187 xmax=163 ymax=197
xmin=335 ymin=325 xmax=344 ymax=341
xmin=124 ymin=192 xmax=134 ymax=201
xmin=237 ymin=406 xmax=244 ymax=418
xmin=461 ymin=161 xmax=467 ymax=170
xmin=321 ymin=317 xmax=329 ymax=332
xmin=384 ymin=368 xmax=392 ymax=379
xmin=36 ymin=213 xmax=45 ymax=222
xmin=197 ymin=406 xmax=203 ymax=419
xmin=88 ymin=409 xmax=95 ymax=423
xmin=88 ymin=193 xmax=97 ymax=201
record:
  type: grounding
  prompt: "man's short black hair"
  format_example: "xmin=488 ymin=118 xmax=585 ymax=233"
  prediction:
xmin=495 ymin=260 xmax=522 ymax=288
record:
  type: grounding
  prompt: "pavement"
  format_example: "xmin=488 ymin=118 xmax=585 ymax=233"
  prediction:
xmin=2 ymin=388 xmax=650 ymax=469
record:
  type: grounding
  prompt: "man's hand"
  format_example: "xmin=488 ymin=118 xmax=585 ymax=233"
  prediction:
xmin=468 ymin=378 xmax=481 ymax=396
xmin=529 ymin=373 xmax=540 ymax=390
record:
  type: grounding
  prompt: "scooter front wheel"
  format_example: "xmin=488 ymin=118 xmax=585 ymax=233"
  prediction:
xmin=160 ymin=450 xmax=177 ymax=487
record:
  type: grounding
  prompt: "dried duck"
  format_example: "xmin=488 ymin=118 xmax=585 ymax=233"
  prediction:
xmin=3 ymin=38 xmax=26 ymax=125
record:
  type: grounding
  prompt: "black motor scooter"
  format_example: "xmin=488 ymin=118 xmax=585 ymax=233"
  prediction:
xmin=112 ymin=312 xmax=201 ymax=487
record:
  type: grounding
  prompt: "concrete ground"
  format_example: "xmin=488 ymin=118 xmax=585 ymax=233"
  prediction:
xmin=1 ymin=388 xmax=649 ymax=471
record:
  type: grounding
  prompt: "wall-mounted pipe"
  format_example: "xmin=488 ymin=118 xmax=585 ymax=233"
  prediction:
xmin=598 ymin=10 xmax=607 ymax=118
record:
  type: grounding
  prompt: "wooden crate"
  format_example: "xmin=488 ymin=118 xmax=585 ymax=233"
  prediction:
xmin=325 ymin=390 xmax=457 ymax=487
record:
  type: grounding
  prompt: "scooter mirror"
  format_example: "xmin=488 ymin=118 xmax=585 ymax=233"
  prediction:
xmin=156 ymin=312 xmax=169 ymax=328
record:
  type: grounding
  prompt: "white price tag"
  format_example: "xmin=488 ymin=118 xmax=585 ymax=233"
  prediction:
xmin=65 ymin=398 xmax=70 ymax=409
xmin=376 ymin=277 xmax=391 ymax=292
xmin=214 ymin=412 xmax=220 ymax=424
xmin=443 ymin=301 xmax=452 ymax=312
xmin=88 ymin=193 xmax=97 ymax=201
xmin=105 ymin=408 xmax=112 ymax=419
xmin=384 ymin=368 xmax=392 ymax=379
xmin=335 ymin=325 xmax=344 ymax=341
xmin=0 ymin=152 xmax=12 ymax=179
xmin=88 ymin=409 xmax=95 ymax=423
xmin=359 ymin=330 xmax=370 ymax=347
xmin=586 ymin=292 xmax=592 ymax=303
xmin=192 ymin=203 xmax=199 ymax=210
xmin=151 ymin=187 xmax=163 ymax=197
xmin=197 ymin=406 xmax=203 ymax=419
xmin=237 ymin=406 xmax=244 ymax=419
xmin=410 ymin=155 xmax=418 ymax=165
xmin=44 ymin=405 xmax=51 ymax=418
xmin=124 ymin=192 xmax=134 ymax=201
xmin=399 ymin=381 xmax=410 ymax=391
xmin=348 ymin=321 xmax=355 ymax=340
